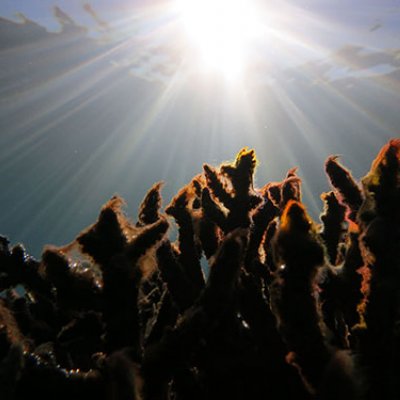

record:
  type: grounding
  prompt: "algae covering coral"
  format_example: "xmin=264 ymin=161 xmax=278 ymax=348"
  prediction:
xmin=0 ymin=139 xmax=399 ymax=400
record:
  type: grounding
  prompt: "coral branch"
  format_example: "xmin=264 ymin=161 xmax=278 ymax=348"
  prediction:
xmin=137 ymin=182 xmax=164 ymax=227
xmin=325 ymin=156 xmax=363 ymax=221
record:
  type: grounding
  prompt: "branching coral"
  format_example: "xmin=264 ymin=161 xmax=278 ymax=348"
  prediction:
xmin=355 ymin=139 xmax=400 ymax=399
xmin=0 ymin=140 xmax=399 ymax=399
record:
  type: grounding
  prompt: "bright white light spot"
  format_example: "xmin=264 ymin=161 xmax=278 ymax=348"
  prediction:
xmin=175 ymin=0 xmax=263 ymax=80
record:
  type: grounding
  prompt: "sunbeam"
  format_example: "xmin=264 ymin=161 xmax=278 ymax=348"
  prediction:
xmin=174 ymin=0 xmax=264 ymax=80
xmin=0 ymin=0 xmax=398 ymax=257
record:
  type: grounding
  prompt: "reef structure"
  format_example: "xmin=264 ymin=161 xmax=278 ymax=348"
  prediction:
xmin=0 ymin=140 xmax=399 ymax=400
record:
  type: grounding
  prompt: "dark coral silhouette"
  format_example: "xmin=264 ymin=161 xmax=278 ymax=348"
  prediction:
xmin=0 ymin=139 xmax=399 ymax=400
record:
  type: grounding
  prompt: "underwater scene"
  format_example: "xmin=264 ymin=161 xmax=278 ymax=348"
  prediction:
xmin=0 ymin=1 xmax=400 ymax=399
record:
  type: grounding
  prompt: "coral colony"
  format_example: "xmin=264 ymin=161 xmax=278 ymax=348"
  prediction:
xmin=0 ymin=139 xmax=399 ymax=400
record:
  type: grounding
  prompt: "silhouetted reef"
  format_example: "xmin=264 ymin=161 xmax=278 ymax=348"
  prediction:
xmin=1 ymin=140 xmax=400 ymax=400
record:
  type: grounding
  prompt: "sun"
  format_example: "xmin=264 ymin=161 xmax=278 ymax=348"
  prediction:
xmin=175 ymin=0 xmax=263 ymax=80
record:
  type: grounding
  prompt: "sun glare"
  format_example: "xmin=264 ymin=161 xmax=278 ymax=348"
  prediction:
xmin=175 ymin=0 xmax=263 ymax=80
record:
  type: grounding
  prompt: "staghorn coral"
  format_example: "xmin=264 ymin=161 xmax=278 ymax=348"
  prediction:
xmin=355 ymin=139 xmax=400 ymax=399
xmin=0 ymin=140 xmax=399 ymax=399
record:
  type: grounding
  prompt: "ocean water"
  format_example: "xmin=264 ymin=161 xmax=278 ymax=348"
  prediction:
xmin=0 ymin=0 xmax=399 ymax=257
